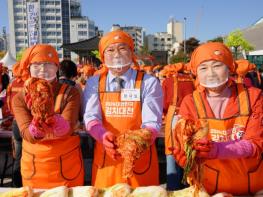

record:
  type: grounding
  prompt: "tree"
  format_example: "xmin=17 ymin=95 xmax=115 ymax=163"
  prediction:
xmin=208 ymin=36 xmax=224 ymax=43
xmin=169 ymin=37 xmax=200 ymax=63
xmin=90 ymin=50 xmax=100 ymax=60
xmin=16 ymin=48 xmax=26 ymax=61
xmin=138 ymin=44 xmax=150 ymax=56
xmin=225 ymin=30 xmax=254 ymax=59
xmin=179 ymin=37 xmax=200 ymax=57
xmin=169 ymin=50 xmax=188 ymax=64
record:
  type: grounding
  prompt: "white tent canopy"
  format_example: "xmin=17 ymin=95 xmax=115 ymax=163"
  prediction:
xmin=249 ymin=50 xmax=263 ymax=56
xmin=0 ymin=51 xmax=17 ymax=70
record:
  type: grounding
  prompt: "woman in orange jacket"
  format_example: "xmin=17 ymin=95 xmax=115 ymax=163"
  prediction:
xmin=172 ymin=42 xmax=263 ymax=195
xmin=12 ymin=44 xmax=84 ymax=189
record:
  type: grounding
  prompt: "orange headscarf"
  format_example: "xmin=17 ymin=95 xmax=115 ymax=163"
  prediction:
xmin=18 ymin=44 xmax=59 ymax=82
xmin=234 ymin=59 xmax=256 ymax=77
xmin=234 ymin=59 xmax=261 ymax=85
xmin=171 ymin=63 xmax=184 ymax=73
xmin=99 ymin=30 xmax=137 ymax=65
xmin=190 ymin=42 xmax=235 ymax=91
xmin=190 ymin=42 xmax=235 ymax=76
xmin=12 ymin=62 xmax=21 ymax=79
xmin=163 ymin=63 xmax=184 ymax=77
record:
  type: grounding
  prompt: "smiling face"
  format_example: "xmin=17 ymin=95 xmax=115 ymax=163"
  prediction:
xmin=104 ymin=43 xmax=132 ymax=76
xmin=30 ymin=62 xmax=58 ymax=81
xmin=197 ymin=60 xmax=229 ymax=89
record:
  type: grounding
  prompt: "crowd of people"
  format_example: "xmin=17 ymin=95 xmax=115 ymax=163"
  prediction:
xmin=0 ymin=29 xmax=262 ymax=196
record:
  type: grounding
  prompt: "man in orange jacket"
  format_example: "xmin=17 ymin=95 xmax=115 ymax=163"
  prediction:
xmin=83 ymin=30 xmax=163 ymax=188
xmin=172 ymin=42 xmax=263 ymax=195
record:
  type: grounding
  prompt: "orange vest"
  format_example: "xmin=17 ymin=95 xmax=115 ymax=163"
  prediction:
xmin=92 ymin=71 xmax=159 ymax=188
xmin=21 ymin=84 xmax=84 ymax=189
xmin=164 ymin=75 xmax=194 ymax=154
xmin=192 ymin=84 xmax=263 ymax=195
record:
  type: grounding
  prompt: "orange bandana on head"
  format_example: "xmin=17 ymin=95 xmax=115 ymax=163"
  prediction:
xmin=190 ymin=42 xmax=235 ymax=91
xmin=163 ymin=63 xmax=184 ymax=76
xmin=190 ymin=42 xmax=235 ymax=75
xmin=12 ymin=62 xmax=21 ymax=79
xmin=172 ymin=62 xmax=184 ymax=73
xmin=234 ymin=59 xmax=261 ymax=84
xmin=235 ymin=59 xmax=256 ymax=77
xmin=99 ymin=30 xmax=135 ymax=63
xmin=18 ymin=44 xmax=59 ymax=81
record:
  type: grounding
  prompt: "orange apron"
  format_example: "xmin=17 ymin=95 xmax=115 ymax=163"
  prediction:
xmin=193 ymin=84 xmax=263 ymax=195
xmin=92 ymin=71 xmax=159 ymax=188
xmin=21 ymin=84 xmax=84 ymax=189
xmin=164 ymin=75 xmax=194 ymax=154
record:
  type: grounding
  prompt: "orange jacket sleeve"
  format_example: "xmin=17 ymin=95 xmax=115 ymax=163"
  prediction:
xmin=12 ymin=83 xmax=81 ymax=143
xmin=60 ymin=86 xmax=81 ymax=133
xmin=12 ymin=91 xmax=36 ymax=143
xmin=243 ymin=88 xmax=263 ymax=158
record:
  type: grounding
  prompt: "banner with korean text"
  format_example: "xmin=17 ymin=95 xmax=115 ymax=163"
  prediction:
xmin=26 ymin=1 xmax=39 ymax=46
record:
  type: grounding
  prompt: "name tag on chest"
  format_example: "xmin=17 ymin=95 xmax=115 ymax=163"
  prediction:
xmin=121 ymin=89 xmax=140 ymax=101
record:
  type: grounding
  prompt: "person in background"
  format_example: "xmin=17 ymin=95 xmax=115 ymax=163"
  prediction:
xmin=1 ymin=65 xmax=10 ymax=92
xmin=232 ymin=59 xmax=256 ymax=88
xmin=59 ymin=59 xmax=78 ymax=86
xmin=162 ymin=63 xmax=195 ymax=191
xmin=172 ymin=42 xmax=263 ymax=195
xmin=59 ymin=59 xmax=84 ymax=119
xmin=6 ymin=62 xmax=25 ymax=187
xmin=83 ymin=30 xmax=163 ymax=188
xmin=0 ymin=64 xmax=11 ymax=130
xmin=12 ymin=44 xmax=84 ymax=188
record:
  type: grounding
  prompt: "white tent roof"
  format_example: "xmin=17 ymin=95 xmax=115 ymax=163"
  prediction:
xmin=0 ymin=51 xmax=17 ymax=70
xmin=249 ymin=50 xmax=263 ymax=56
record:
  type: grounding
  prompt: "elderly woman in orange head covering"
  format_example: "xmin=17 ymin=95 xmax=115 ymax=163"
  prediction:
xmin=172 ymin=42 xmax=263 ymax=195
xmin=83 ymin=30 xmax=163 ymax=188
xmin=12 ymin=44 xmax=84 ymax=189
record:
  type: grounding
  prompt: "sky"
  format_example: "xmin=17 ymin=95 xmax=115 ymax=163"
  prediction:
xmin=1 ymin=0 xmax=263 ymax=42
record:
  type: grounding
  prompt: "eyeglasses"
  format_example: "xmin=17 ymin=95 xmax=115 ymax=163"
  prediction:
xmin=30 ymin=62 xmax=56 ymax=69
xmin=30 ymin=62 xmax=57 ymax=73
xmin=104 ymin=45 xmax=130 ymax=56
